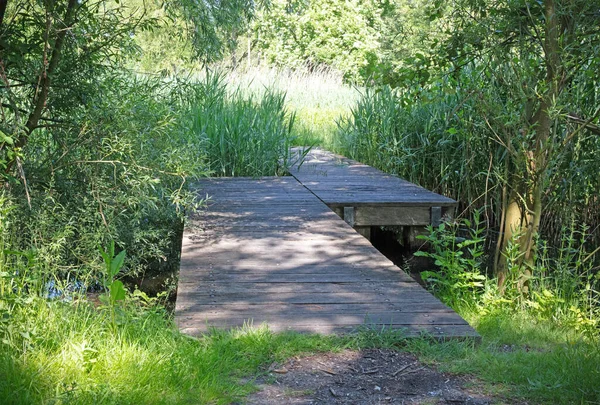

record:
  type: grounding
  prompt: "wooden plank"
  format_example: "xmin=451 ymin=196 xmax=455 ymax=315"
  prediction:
xmin=354 ymin=206 xmax=430 ymax=226
xmin=180 ymin=273 xmax=414 ymax=283
xmin=177 ymin=291 xmax=441 ymax=305
xmin=178 ymin=312 xmax=469 ymax=326
xmin=177 ymin=282 xmax=423 ymax=293
xmin=178 ymin=266 xmax=413 ymax=276
xmin=431 ymin=206 xmax=442 ymax=226
xmin=343 ymin=206 xmax=355 ymax=227
xmin=175 ymin=175 xmax=478 ymax=339
xmin=175 ymin=302 xmax=452 ymax=312
xmin=179 ymin=322 xmax=481 ymax=338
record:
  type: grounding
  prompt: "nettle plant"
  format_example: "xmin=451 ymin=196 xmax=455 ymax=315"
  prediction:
xmin=414 ymin=210 xmax=487 ymax=309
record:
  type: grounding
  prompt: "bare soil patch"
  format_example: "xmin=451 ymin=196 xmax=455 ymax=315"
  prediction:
xmin=246 ymin=349 xmax=498 ymax=404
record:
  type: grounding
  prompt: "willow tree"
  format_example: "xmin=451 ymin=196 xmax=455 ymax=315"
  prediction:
xmin=433 ymin=0 xmax=600 ymax=291
xmin=0 ymin=0 xmax=259 ymax=275
xmin=0 ymin=0 xmax=257 ymax=181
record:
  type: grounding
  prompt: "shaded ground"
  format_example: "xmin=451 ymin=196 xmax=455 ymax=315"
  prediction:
xmin=247 ymin=349 xmax=498 ymax=404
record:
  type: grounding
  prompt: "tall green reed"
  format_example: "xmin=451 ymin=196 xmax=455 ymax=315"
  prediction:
xmin=336 ymin=74 xmax=600 ymax=258
xmin=187 ymin=72 xmax=297 ymax=177
xmin=223 ymin=65 xmax=359 ymax=148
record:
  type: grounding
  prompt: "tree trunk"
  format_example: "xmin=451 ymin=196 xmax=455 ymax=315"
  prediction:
xmin=496 ymin=191 xmax=524 ymax=292
xmin=496 ymin=0 xmax=561 ymax=294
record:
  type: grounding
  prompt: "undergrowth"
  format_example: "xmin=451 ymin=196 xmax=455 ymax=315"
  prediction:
xmin=402 ymin=213 xmax=600 ymax=403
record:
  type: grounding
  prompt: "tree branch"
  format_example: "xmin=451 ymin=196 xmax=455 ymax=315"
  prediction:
xmin=22 ymin=0 xmax=78 ymax=144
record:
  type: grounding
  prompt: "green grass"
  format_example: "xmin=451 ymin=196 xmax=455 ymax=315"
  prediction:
xmin=0 ymin=297 xmax=346 ymax=404
xmin=406 ymin=309 xmax=600 ymax=404
xmin=224 ymin=66 xmax=359 ymax=148
xmin=2 ymin=296 xmax=599 ymax=404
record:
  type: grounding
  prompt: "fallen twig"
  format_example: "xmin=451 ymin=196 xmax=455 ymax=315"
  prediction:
xmin=319 ymin=367 xmax=337 ymax=376
xmin=392 ymin=363 xmax=414 ymax=377
xmin=395 ymin=366 xmax=425 ymax=378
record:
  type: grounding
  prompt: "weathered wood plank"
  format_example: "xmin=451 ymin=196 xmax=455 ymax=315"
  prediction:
xmin=290 ymin=148 xmax=457 ymax=208
xmin=431 ymin=206 xmax=442 ymax=227
xmin=176 ymin=303 xmax=455 ymax=315
xmin=177 ymin=282 xmax=423 ymax=294
xmin=354 ymin=206 xmax=430 ymax=226
xmin=176 ymin=174 xmax=478 ymax=340
xmin=180 ymin=274 xmax=417 ymax=283
xmin=343 ymin=206 xmax=355 ymax=227
xmin=177 ymin=289 xmax=424 ymax=302
xmin=179 ymin=322 xmax=479 ymax=338
xmin=178 ymin=312 xmax=469 ymax=326
xmin=178 ymin=266 xmax=414 ymax=277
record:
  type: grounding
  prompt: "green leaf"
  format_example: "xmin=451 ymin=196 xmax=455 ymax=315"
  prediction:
xmin=0 ymin=130 xmax=14 ymax=145
xmin=110 ymin=280 xmax=126 ymax=303
xmin=98 ymin=245 xmax=110 ymax=267
xmin=110 ymin=250 xmax=126 ymax=278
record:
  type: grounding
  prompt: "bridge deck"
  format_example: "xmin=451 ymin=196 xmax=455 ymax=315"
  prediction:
xmin=290 ymin=148 xmax=457 ymax=227
xmin=176 ymin=176 xmax=477 ymax=338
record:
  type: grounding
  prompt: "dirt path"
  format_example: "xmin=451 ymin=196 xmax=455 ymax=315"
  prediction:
xmin=246 ymin=349 xmax=499 ymax=404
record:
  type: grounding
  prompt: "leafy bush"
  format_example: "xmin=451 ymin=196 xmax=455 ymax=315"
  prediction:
xmin=250 ymin=0 xmax=385 ymax=83
xmin=4 ymin=74 xmax=208 ymax=286
xmin=414 ymin=212 xmax=487 ymax=309
xmin=415 ymin=213 xmax=600 ymax=340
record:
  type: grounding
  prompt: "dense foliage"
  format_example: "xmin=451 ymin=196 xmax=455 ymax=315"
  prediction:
xmin=1 ymin=0 xmax=599 ymax=403
xmin=245 ymin=0 xmax=449 ymax=84
xmin=249 ymin=0 xmax=385 ymax=82
xmin=335 ymin=0 xmax=600 ymax=340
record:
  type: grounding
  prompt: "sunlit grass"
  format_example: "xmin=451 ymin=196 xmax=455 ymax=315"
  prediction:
xmin=406 ymin=308 xmax=600 ymax=404
xmin=0 ymin=298 xmax=347 ymax=404
xmin=2 ymin=296 xmax=598 ymax=404
xmin=224 ymin=66 xmax=359 ymax=148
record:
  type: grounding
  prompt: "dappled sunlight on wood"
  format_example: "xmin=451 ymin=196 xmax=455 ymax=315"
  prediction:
xmin=176 ymin=175 xmax=476 ymax=338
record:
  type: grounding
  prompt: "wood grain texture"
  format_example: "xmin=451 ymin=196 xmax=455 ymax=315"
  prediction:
xmin=175 ymin=176 xmax=478 ymax=340
xmin=289 ymin=148 xmax=457 ymax=226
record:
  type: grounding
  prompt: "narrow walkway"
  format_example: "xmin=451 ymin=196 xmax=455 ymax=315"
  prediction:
xmin=176 ymin=168 xmax=477 ymax=338
xmin=290 ymin=148 xmax=457 ymax=230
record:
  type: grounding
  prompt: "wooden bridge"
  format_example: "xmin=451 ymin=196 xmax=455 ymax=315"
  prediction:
xmin=175 ymin=149 xmax=478 ymax=338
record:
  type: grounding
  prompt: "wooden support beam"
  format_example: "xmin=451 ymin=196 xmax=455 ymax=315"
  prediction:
xmin=353 ymin=206 xmax=430 ymax=226
xmin=343 ymin=206 xmax=355 ymax=227
xmin=431 ymin=206 xmax=442 ymax=227
xmin=354 ymin=226 xmax=371 ymax=241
